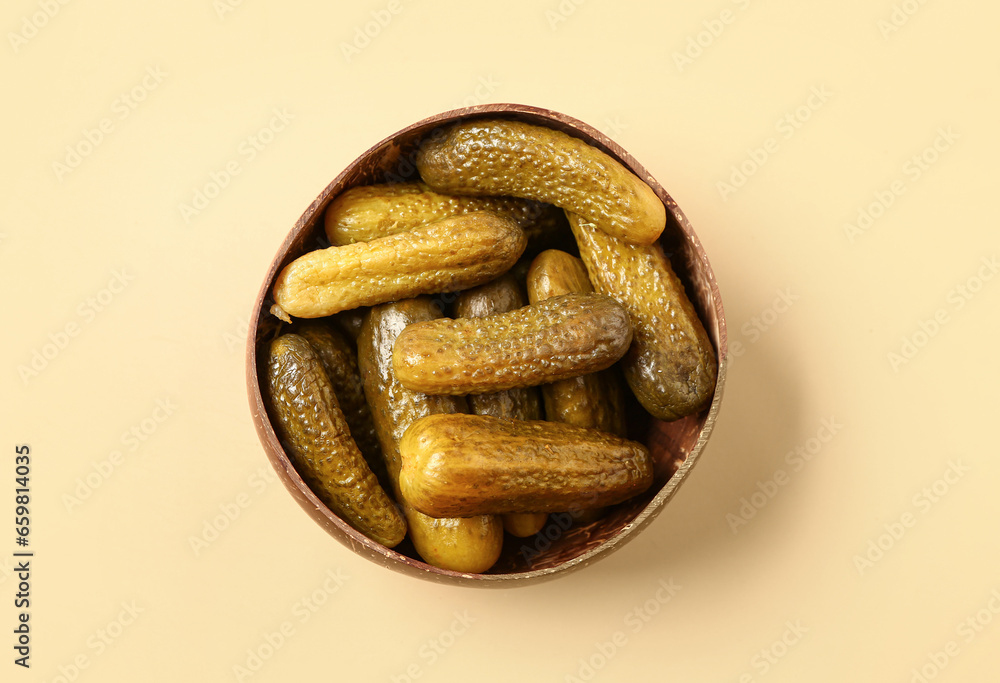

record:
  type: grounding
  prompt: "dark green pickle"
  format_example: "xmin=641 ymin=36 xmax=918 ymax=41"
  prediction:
xmin=295 ymin=321 xmax=389 ymax=491
xmin=568 ymin=213 xmax=717 ymax=421
xmin=266 ymin=334 xmax=405 ymax=547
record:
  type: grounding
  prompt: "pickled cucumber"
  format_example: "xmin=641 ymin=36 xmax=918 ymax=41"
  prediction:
xmin=453 ymin=275 xmax=544 ymax=421
xmin=568 ymin=213 xmax=717 ymax=421
xmin=294 ymin=321 xmax=388 ymax=490
xmin=399 ymin=414 xmax=654 ymax=517
xmin=526 ymin=249 xmax=628 ymax=437
xmin=357 ymin=298 xmax=503 ymax=573
xmin=272 ymin=211 xmax=526 ymax=319
xmin=324 ymin=181 xmax=567 ymax=251
xmin=455 ymin=276 xmax=547 ymax=538
xmin=393 ymin=293 xmax=633 ymax=396
xmin=266 ymin=334 xmax=405 ymax=547
xmin=416 ymin=118 xmax=666 ymax=246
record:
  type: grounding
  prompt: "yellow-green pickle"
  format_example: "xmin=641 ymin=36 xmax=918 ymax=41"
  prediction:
xmin=416 ymin=118 xmax=666 ymax=246
xmin=527 ymin=248 xmax=631 ymax=524
xmin=393 ymin=293 xmax=633 ymax=395
xmin=455 ymin=276 xmax=548 ymax=538
xmin=272 ymin=211 xmax=526 ymax=318
xmin=357 ymin=298 xmax=503 ymax=573
xmin=527 ymin=249 xmax=629 ymax=437
xmin=324 ymin=181 xmax=568 ymax=252
xmin=399 ymin=414 xmax=654 ymax=518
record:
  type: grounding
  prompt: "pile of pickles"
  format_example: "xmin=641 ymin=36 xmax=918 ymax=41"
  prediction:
xmin=263 ymin=118 xmax=717 ymax=573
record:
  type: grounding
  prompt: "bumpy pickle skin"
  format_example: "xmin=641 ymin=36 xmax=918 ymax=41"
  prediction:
xmin=399 ymin=414 xmax=654 ymax=518
xmin=265 ymin=334 xmax=406 ymax=547
xmin=526 ymin=249 xmax=630 ymax=525
xmin=567 ymin=213 xmax=717 ymax=421
xmin=393 ymin=293 xmax=633 ymax=396
xmin=453 ymin=275 xmax=544 ymax=420
xmin=455 ymin=276 xmax=547 ymax=538
xmin=324 ymin=181 xmax=568 ymax=251
xmin=526 ymin=250 xmax=628 ymax=438
xmin=272 ymin=211 xmax=526 ymax=319
xmin=294 ymin=321 xmax=389 ymax=491
xmin=357 ymin=298 xmax=502 ymax=573
xmin=416 ymin=118 xmax=666 ymax=246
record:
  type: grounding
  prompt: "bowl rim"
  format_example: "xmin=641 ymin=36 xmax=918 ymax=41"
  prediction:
xmin=246 ymin=103 xmax=728 ymax=587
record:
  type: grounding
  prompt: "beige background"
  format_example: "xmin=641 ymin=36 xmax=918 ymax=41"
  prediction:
xmin=3 ymin=1 xmax=999 ymax=681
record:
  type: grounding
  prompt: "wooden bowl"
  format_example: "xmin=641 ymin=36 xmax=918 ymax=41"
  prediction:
xmin=246 ymin=104 xmax=727 ymax=586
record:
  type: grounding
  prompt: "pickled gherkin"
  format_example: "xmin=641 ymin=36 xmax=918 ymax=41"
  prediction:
xmin=265 ymin=334 xmax=405 ymax=547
